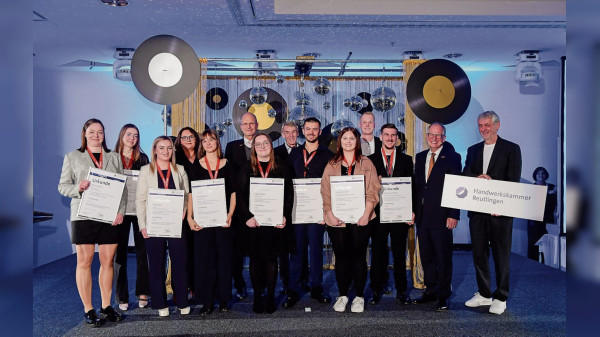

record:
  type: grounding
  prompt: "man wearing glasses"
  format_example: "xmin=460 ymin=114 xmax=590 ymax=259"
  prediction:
xmin=412 ymin=122 xmax=462 ymax=311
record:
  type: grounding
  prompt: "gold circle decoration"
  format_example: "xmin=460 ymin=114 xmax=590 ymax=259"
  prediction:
xmin=423 ymin=75 xmax=455 ymax=109
xmin=249 ymin=103 xmax=276 ymax=130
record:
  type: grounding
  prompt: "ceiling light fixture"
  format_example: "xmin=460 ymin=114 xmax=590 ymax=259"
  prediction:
xmin=444 ymin=53 xmax=462 ymax=59
xmin=100 ymin=0 xmax=128 ymax=7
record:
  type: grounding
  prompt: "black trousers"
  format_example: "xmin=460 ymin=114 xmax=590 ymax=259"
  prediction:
xmin=416 ymin=225 xmax=453 ymax=299
xmin=231 ymin=223 xmax=247 ymax=292
xmin=327 ymin=224 xmax=371 ymax=297
xmin=527 ymin=220 xmax=547 ymax=262
xmin=193 ymin=227 xmax=233 ymax=305
xmin=145 ymin=234 xmax=189 ymax=309
xmin=114 ymin=215 xmax=150 ymax=304
xmin=469 ymin=213 xmax=513 ymax=301
xmin=369 ymin=221 xmax=410 ymax=295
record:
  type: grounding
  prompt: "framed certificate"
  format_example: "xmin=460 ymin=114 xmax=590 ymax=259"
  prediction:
xmin=250 ymin=177 xmax=284 ymax=226
xmin=292 ymin=178 xmax=323 ymax=224
xmin=191 ymin=178 xmax=228 ymax=227
xmin=380 ymin=177 xmax=412 ymax=223
xmin=77 ymin=167 xmax=126 ymax=223
xmin=123 ymin=170 xmax=139 ymax=216
xmin=146 ymin=188 xmax=185 ymax=238
xmin=330 ymin=175 xmax=365 ymax=224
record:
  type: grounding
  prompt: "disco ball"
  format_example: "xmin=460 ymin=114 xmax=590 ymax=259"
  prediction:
xmin=211 ymin=122 xmax=227 ymax=137
xmin=223 ymin=117 xmax=233 ymax=126
xmin=295 ymin=92 xmax=311 ymax=106
xmin=343 ymin=98 xmax=352 ymax=108
xmin=268 ymin=108 xmax=277 ymax=118
xmin=371 ymin=86 xmax=397 ymax=112
xmin=288 ymin=105 xmax=318 ymax=130
xmin=331 ymin=119 xmax=354 ymax=137
xmin=313 ymin=77 xmax=331 ymax=95
xmin=398 ymin=116 xmax=405 ymax=125
xmin=249 ymin=86 xmax=268 ymax=105
xmin=238 ymin=100 xmax=248 ymax=109
xmin=348 ymin=95 xmax=364 ymax=112
xmin=276 ymin=74 xmax=285 ymax=84
xmin=323 ymin=101 xmax=331 ymax=110
xmin=161 ymin=109 xmax=171 ymax=127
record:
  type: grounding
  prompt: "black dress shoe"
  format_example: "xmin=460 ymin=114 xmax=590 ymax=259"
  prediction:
xmin=100 ymin=306 xmax=123 ymax=322
xmin=198 ymin=303 xmax=214 ymax=316
xmin=311 ymin=287 xmax=331 ymax=304
xmin=412 ymin=292 xmax=437 ymax=304
xmin=253 ymin=295 xmax=265 ymax=314
xmin=218 ymin=302 xmax=229 ymax=312
xmin=265 ymin=297 xmax=277 ymax=314
xmin=235 ymin=288 xmax=248 ymax=301
xmin=282 ymin=292 xmax=299 ymax=309
xmin=368 ymin=291 xmax=382 ymax=305
xmin=84 ymin=309 xmax=104 ymax=327
xmin=396 ymin=293 xmax=411 ymax=305
xmin=436 ymin=298 xmax=449 ymax=311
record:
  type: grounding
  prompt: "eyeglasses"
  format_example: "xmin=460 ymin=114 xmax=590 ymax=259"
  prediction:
xmin=426 ymin=133 xmax=444 ymax=139
xmin=180 ymin=135 xmax=195 ymax=141
xmin=254 ymin=141 xmax=271 ymax=148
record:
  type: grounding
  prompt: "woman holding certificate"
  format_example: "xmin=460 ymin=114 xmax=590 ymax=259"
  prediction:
xmin=58 ymin=118 xmax=125 ymax=327
xmin=320 ymin=127 xmax=381 ymax=313
xmin=113 ymin=124 xmax=150 ymax=311
xmin=237 ymin=133 xmax=294 ymax=314
xmin=186 ymin=129 xmax=236 ymax=315
xmin=136 ymin=136 xmax=191 ymax=317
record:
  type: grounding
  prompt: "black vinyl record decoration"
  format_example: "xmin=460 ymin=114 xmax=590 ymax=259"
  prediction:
xmin=131 ymin=35 xmax=201 ymax=105
xmin=357 ymin=91 xmax=373 ymax=114
xmin=206 ymin=87 xmax=229 ymax=110
xmin=319 ymin=123 xmax=338 ymax=153
xmin=232 ymin=87 xmax=288 ymax=141
xmin=406 ymin=59 xmax=471 ymax=125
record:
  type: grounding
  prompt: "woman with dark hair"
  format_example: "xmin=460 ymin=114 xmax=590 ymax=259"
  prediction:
xmin=113 ymin=124 xmax=150 ymax=311
xmin=58 ymin=118 xmax=125 ymax=327
xmin=136 ymin=136 xmax=190 ymax=317
xmin=527 ymin=166 xmax=557 ymax=262
xmin=186 ymin=129 xmax=236 ymax=315
xmin=237 ymin=133 xmax=294 ymax=314
xmin=320 ymin=127 xmax=381 ymax=313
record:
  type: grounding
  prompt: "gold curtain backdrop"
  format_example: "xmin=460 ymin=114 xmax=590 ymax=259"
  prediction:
xmin=171 ymin=58 xmax=208 ymax=136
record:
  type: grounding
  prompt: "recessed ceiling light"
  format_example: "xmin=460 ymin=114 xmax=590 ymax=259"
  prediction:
xmin=444 ymin=53 xmax=462 ymax=59
xmin=100 ymin=0 xmax=128 ymax=7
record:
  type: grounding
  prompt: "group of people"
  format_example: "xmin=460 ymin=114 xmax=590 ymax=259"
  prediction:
xmin=58 ymin=109 xmax=523 ymax=328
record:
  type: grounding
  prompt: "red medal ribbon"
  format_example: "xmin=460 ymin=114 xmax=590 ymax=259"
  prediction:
xmin=303 ymin=148 xmax=317 ymax=178
xmin=204 ymin=156 xmax=221 ymax=180
xmin=86 ymin=147 xmax=103 ymax=169
xmin=121 ymin=153 xmax=133 ymax=170
xmin=342 ymin=155 xmax=356 ymax=176
xmin=157 ymin=164 xmax=172 ymax=189
xmin=382 ymin=147 xmax=394 ymax=177
xmin=258 ymin=162 xmax=272 ymax=178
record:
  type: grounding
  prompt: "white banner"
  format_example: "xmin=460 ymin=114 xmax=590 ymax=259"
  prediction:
xmin=441 ymin=174 xmax=548 ymax=221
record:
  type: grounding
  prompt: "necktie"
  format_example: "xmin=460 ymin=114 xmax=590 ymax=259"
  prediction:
xmin=427 ymin=152 xmax=436 ymax=180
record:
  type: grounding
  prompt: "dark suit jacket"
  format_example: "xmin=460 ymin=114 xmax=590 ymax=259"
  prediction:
xmin=413 ymin=141 xmax=462 ymax=229
xmin=274 ymin=144 xmax=290 ymax=162
xmin=361 ymin=137 xmax=382 ymax=156
xmin=462 ymin=136 xmax=522 ymax=218
xmin=225 ymin=139 xmax=250 ymax=170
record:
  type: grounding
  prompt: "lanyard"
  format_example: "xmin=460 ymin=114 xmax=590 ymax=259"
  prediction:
xmin=121 ymin=153 xmax=133 ymax=170
xmin=204 ymin=156 xmax=221 ymax=179
xmin=86 ymin=147 xmax=103 ymax=169
xmin=303 ymin=148 xmax=317 ymax=178
xmin=258 ymin=162 xmax=272 ymax=178
xmin=381 ymin=147 xmax=394 ymax=177
xmin=342 ymin=155 xmax=356 ymax=175
xmin=157 ymin=164 xmax=172 ymax=189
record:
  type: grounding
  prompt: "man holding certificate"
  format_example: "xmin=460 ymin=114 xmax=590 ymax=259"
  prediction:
xmin=321 ymin=127 xmax=381 ymax=313
xmin=283 ymin=117 xmax=333 ymax=309
xmin=463 ymin=111 xmax=522 ymax=315
xmin=413 ymin=122 xmax=462 ymax=312
xmin=367 ymin=123 xmax=415 ymax=306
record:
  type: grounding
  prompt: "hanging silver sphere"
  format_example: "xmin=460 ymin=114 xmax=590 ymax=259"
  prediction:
xmin=371 ymin=86 xmax=397 ymax=112
xmin=343 ymin=98 xmax=351 ymax=107
xmin=348 ymin=95 xmax=364 ymax=112
xmin=398 ymin=116 xmax=405 ymax=125
xmin=268 ymin=108 xmax=277 ymax=118
xmin=223 ymin=117 xmax=233 ymax=126
xmin=276 ymin=74 xmax=285 ymax=84
xmin=331 ymin=119 xmax=355 ymax=137
xmin=288 ymin=105 xmax=318 ymax=130
xmin=161 ymin=109 xmax=171 ymax=127
xmin=211 ymin=122 xmax=227 ymax=137
xmin=323 ymin=101 xmax=331 ymax=110
xmin=238 ymin=100 xmax=248 ymax=109
xmin=313 ymin=77 xmax=331 ymax=95
xmin=295 ymin=91 xmax=312 ymax=106
xmin=249 ymin=86 xmax=268 ymax=105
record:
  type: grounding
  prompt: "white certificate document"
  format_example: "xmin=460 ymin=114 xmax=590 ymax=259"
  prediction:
xmin=441 ymin=174 xmax=548 ymax=221
xmin=77 ymin=167 xmax=126 ymax=223
xmin=292 ymin=178 xmax=323 ymax=224
xmin=250 ymin=177 xmax=284 ymax=226
xmin=123 ymin=170 xmax=139 ymax=216
xmin=380 ymin=177 xmax=412 ymax=223
xmin=330 ymin=175 xmax=365 ymax=224
xmin=192 ymin=179 xmax=228 ymax=227
xmin=146 ymin=188 xmax=185 ymax=238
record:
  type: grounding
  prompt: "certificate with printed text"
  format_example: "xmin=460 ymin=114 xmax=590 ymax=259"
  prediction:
xmin=292 ymin=178 xmax=323 ymax=224
xmin=123 ymin=170 xmax=139 ymax=216
xmin=380 ymin=177 xmax=412 ymax=223
xmin=250 ymin=177 xmax=284 ymax=226
xmin=77 ymin=167 xmax=126 ymax=223
xmin=192 ymin=179 xmax=227 ymax=227
xmin=330 ymin=175 xmax=365 ymax=224
xmin=146 ymin=188 xmax=185 ymax=238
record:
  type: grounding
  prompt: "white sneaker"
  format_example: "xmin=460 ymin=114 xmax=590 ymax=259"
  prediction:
xmin=158 ymin=308 xmax=170 ymax=317
xmin=333 ymin=296 xmax=349 ymax=312
xmin=489 ymin=299 xmax=506 ymax=315
xmin=465 ymin=292 xmax=493 ymax=307
xmin=350 ymin=297 xmax=365 ymax=313
xmin=118 ymin=303 xmax=129 ymax=311
xmin=179 ymin=306 xmax=190 ymax=315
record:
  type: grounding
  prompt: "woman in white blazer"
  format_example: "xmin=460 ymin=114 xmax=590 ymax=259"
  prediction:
xmin=136 ymin=135 xmax=190 ymax=317
xmin=58 ymin=118 xmax=125 ymax=327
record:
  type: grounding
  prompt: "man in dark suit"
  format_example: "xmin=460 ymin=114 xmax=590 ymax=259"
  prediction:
xmin=463 ymin=111 xmax=521 ymax=315
xmin=359 ymin=112 xmax=382 ymax=156
xmin=367 ymin=123 xmax=414 ymax=305
xmin=413 ymin=122 xmax=462 ymax=311
xmin=274 ymin=121 xmax=299 ymax=161
xmin=224 ymin=112 xmax=258 ymax=301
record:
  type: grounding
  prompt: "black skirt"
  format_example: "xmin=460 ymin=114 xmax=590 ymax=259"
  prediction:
xmin=71 ymin=219 xmax=119 ymax=244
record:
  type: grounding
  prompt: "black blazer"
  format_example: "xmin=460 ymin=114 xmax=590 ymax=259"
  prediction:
xmin=368 ymin=146 xmax=413 ymax=179
xmin=413 ymin=141 xmax=462 ymax=229
xmin=274 ymin=144 xmax=290 ymax=162
xmin=224 ymin=139 xmax=250 ymax=170
xmin=362 ymin=137 xmax=382 ymax=156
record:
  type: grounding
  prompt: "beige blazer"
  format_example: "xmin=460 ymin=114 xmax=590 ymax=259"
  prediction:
xmin=135 ymin=163 xmax=189 ymax=231
xmin=58 ymin=149 xmax=126 ymax=221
